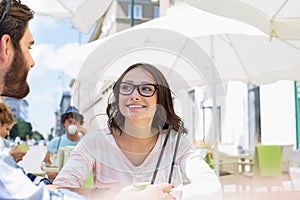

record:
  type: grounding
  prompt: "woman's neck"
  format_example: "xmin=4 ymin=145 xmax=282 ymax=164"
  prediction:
xmin=114 ymin=130 xmax=159 ymax=166
xmin=113 ymin=125 xmax=159 ymax=154
xmin=123 ymin=119 xmax=158 ymax=139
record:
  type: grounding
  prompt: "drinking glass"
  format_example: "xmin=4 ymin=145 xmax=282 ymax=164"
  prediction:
xmin=169 ymin=165 xmax=183 ymax=200
xmin=132 ymin=168 xmax=151 ymax=190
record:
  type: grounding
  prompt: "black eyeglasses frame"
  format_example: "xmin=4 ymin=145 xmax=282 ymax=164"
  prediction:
xmin=118 ymin=82 xmax=158 ymax=97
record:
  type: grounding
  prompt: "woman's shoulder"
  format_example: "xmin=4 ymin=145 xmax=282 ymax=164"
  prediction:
xmin=83 ymin=127 xmax=114 ymax=142
xmin=86 ymin=127 xmax=111 ymax=136
xmin=80 ymin=127 xmax=117 ymax=150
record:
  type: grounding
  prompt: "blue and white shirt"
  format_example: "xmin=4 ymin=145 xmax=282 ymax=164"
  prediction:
xmin=0 ymin=152 xmax=86 ymax=199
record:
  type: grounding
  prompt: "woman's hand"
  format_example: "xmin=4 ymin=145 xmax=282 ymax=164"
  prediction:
xmin=46 ymin=172 xmax=58 ymax=182
xmin=10 ymin=146 xmax=26 ymax=162
xmin=115 ymin=183 xmax=175 ymax=200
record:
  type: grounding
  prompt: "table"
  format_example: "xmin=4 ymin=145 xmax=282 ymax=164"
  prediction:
xmin=219 ymin=153 xmax=253 ymax=174
xmin=41 ymin=164 xmax=59 ymax=173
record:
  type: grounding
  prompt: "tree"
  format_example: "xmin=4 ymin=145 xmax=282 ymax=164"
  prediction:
xmin=10 ymin=119 xmax=32 ymax=140
xmin=32 ymin=130 xmax=44 ymax=141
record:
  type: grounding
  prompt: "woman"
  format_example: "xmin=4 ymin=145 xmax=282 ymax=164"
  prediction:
xmin=54 ymin=63 xmax=222 ymax=199
xmin=0 ymin=102 xmax=26 ymax=163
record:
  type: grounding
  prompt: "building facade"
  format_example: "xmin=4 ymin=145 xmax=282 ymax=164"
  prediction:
xmin=3 ymin=97 xmax=29 ymax=121
xmin=54 ymin=91 xmax=71 ymax=136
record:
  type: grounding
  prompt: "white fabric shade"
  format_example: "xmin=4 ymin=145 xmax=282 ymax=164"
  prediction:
xmin=183 ymin=0 xmax=300 ymax=40
xmin=23 ymin=0 xmax=113 ymax=33
xmin=64 ymin=3 xmax=300 ymax=86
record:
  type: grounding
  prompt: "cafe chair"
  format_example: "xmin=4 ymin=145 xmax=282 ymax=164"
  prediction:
xmin=243 ymin=144 xmax=292 ymax=193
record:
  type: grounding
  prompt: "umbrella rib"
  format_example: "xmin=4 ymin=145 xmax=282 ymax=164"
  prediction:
xmin=166 ymin=37 xmax=189 ymax=79
xmin=218 ymin=34 xmax=251 ymax=81
xmin=269 ymin=0 xmax=289 ymax=39
xmin=271 ymin=0 xmax=289 ymax=20
xmin=284 ymin=41 xmax=300 ymax=52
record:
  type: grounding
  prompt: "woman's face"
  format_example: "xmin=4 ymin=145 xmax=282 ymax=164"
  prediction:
xmin=119 ymin=67 xmax=158 ymax=126
xmin=0 ymin=123 xmax=14 ymax=138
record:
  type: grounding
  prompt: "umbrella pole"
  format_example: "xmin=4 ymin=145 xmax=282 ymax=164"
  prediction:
xmin=212 ymin=78 xmax=220 ymax=176
xmin=294 ymin=81 xmax=300 ymax=149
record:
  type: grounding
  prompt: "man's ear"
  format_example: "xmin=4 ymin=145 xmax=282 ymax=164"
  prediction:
xmin=0 ymin=34 xmax=13 ymax=66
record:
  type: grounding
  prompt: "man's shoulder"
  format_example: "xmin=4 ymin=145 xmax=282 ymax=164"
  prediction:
xmin=48 ymin=136 xmax=61 ymax=145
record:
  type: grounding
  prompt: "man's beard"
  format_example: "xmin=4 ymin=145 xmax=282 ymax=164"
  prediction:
xmin=1 ymin=48 xmax=30 ymax=99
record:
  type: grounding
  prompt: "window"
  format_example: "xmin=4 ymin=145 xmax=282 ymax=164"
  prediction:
xmin=128 ymin=4 xmax=142 ymax=20
xmin=154 ymin=6 xmax=160 ymax=18
xmin=248 ymin=84 xmax=261 ymax=148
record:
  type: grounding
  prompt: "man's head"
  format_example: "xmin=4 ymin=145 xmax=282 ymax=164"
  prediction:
xmin=0 ymin=0 xmax=34 ymax=98
xmin=61 ymin=106 xmax=84 ymax=135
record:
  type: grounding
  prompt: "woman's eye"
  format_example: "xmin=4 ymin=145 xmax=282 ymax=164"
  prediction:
xmin=141 ymin=86 xmax=153 ymax=91
xmin=121 ymin=84 xmax=132 ymax=91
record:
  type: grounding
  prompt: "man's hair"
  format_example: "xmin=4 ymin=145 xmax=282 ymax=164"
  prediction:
xmin=0 ymin=0 xmax=34 ymax=49
xmin=61 ymin=112 xmax=84 ymax=125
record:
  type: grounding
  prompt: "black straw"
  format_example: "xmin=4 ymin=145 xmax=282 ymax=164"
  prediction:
xmin=168 ymin=129 xmax=182 ymax=183
xmin=150 ymin=125 xmax=172 ymax=184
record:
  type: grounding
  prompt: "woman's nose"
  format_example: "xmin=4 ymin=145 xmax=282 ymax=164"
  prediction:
xmin=130 ymin=89 xmax=141 ymax=100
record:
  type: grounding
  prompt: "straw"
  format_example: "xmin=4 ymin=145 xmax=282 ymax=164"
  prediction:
xmin=150 ymin=125 xmax=172 ymax=184
xmin=168 ymin=128 xmax=182 ymax=183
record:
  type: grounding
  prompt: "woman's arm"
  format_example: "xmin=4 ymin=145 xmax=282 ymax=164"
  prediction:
xmin=182 ymin=155 xmax=223 ymax=199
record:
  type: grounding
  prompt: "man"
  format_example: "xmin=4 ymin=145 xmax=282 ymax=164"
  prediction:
xmin=0 ymin=1 xmax=86 ymax=199
xmin=0 ymin=0 xmax=35 ymax=98
xmin=43 ymin=106 xmax=85 ymax=181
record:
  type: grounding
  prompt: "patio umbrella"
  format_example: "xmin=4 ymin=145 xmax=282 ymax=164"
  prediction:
xmin=63 ymin=3 xmax=300 ymax=175
xmin=22 ymin=0 xmax=113 ymax=33
xmin=64 ymin=3 xmax=300 ymax=85
xmin=182 ymin=0 xmax=300 ymax=40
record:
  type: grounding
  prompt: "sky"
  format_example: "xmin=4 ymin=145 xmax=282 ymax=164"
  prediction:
xmin=26 ymin=16 xmax=93 ymax=138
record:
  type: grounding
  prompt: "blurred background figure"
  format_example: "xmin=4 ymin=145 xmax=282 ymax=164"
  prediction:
xmin=42 ymin=106 xmax=86 ymax=181
xmin=0 ymin=102 xmax=26 ymax=163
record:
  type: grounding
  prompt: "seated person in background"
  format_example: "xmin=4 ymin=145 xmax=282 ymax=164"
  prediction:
xmin=0 ymin=102 xmax=52 ymax=185
xmin=54 ymin=63 xmax=223 ymax=199
xmin=43 ymin=106 xmax=85 ymax=181
xmin=0 ymin=102 xmax=26 ymax=163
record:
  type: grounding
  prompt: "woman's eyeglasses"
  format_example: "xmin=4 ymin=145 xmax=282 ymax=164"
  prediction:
xmin=0 ymin=0 xmax=12 ymax=24
xmin=119 ymin=82 xmax=158 ymax=97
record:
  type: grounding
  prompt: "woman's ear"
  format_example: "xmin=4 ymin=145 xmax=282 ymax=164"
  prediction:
xmin=0 ymin=34 xmax=12 ymax=66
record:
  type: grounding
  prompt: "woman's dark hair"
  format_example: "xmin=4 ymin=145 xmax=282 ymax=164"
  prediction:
xmin=106 ymin=63 xmax=187 ymax=135
xmin=0 ymin=0 xmax=34 ymax=49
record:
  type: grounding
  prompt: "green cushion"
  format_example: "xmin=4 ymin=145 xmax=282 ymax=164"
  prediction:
xmin=256 ymin=145 xmax=282 ymax=176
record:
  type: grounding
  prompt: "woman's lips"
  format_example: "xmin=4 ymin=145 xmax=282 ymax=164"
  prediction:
xmin=127 ymin=104 xmax=146 ymax=109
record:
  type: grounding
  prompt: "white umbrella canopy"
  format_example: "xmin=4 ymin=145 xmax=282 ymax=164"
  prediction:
xmin=64 ymin=3 xmax=300 ymax=175
xmin=64 ymin=2 xmax=265 ymax=80
xmin=182 ymin=0 xmax=300 ymax=40
xmin=192 ymin=34 xmax=300 ymax=85
xmin=72 ymin=28 xmax=221 ymax=106
xmin=66 ymin=2 xmax=300 ymax=141
xmin=65 ymin=3 xmax=300 ymax=86
xmin=23 ymin=0 xmax=113 ymax=33
xmin=67 ymin=4 xmax=300 ymax=129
